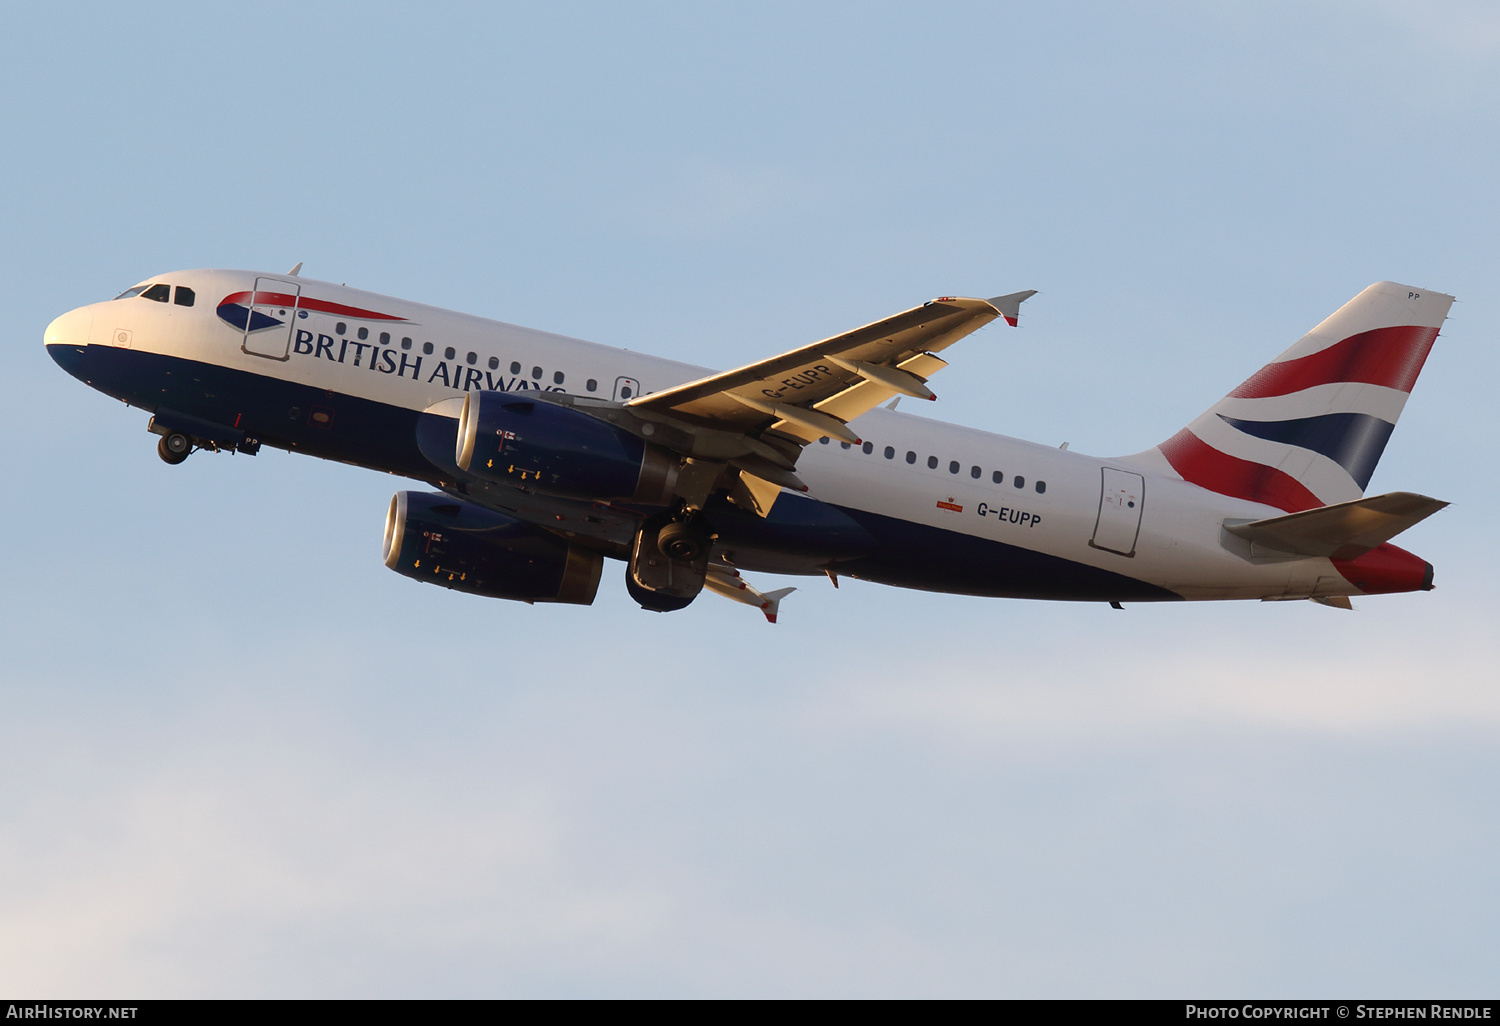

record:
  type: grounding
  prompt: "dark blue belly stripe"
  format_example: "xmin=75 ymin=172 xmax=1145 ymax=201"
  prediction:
xmin=833 ymin=506 xmax=1180 ymax=601
xmin=48 ymin=343 xmax=440 ymax=482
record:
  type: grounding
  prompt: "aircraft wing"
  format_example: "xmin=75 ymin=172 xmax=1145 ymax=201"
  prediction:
xmin=626 ymin=291 xmax=1036 ymax=445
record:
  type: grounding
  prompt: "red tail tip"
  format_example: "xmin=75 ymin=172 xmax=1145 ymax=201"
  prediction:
xmin=1332 ymin=543 xmax=1433 ymax=595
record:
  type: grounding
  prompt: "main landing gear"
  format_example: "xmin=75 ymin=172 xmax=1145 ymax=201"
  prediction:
xmin=655 ymin=519 xmax=709 ymax=562
xmin=157 ymin=432 xmax=192 ymax=465
xmin=626 ymin=511 xmax=714 ymax=612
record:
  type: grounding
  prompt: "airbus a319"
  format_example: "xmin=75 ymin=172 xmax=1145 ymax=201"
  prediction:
xmin=44 ymin=270 xmax=1450 ymax=622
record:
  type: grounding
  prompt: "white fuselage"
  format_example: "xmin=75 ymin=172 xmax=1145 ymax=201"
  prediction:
xmin=44 ymin=269 xmax=1378 ymax=603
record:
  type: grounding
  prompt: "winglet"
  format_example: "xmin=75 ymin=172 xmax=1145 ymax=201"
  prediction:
xmin=988 ymin=290 xmax=1038 ymax=327
xmin=760 ymin=587 xmax=796 ymax=624
xmin=703 ymin=568 xmax=797 ymax=624
xmin=287 ymin=262 xmax=303 ymax=277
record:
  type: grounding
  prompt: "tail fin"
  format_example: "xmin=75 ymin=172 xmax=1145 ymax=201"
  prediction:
xmin=1148 ymin=282 xmax=1453 ymax=511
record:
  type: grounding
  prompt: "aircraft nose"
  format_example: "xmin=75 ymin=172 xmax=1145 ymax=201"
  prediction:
xmin=44 ymin=307 xmax=94 ymax=349
xmin=45 ymin=307 xmax=97 ymax=381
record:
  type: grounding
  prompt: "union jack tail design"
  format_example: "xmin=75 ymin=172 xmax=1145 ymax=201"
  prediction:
xmin=1148 ymin=282 xmax=1453 ymax=512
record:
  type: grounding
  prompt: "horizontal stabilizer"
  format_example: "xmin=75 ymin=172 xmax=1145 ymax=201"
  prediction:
xmin=988 ymin=290 xmax=1038 ymax=327
xmin=1224 ymin=491 xmax=1447 ymax=560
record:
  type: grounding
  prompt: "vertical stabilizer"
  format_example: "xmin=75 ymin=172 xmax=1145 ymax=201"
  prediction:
xmin=1146 ymin=282 xmax=1452 ymax=511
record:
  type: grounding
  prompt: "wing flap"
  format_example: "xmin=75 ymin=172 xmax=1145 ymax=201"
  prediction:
xmin=814 ymin=353 xmax=949 ymax=423
xmin=728 ymin=393 xmax=862 ymax=444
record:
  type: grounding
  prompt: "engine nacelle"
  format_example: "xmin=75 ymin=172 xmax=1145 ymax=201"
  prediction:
xmin=383 ymin=491 xmax=602 ymax=604
xmin=455 ymin=392 xmax=676 ymax=502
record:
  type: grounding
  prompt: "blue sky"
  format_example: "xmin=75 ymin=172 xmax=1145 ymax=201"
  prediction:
xmin=2 ymin=1 xmax=1497 ymax=997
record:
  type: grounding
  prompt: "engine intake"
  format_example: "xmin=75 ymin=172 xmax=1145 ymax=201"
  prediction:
xmin=456 ymin=392 xmax=676 ymax=502
xmin=383 ymin=491 xmax=602 ymax=605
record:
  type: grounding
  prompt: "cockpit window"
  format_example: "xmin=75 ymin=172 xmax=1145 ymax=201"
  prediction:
xmin=142 ymin=284 xmax=171 ymax=303
xmin=113 ymin=285 xmax=149 ymax=301
xmin=174 ymin=286 xmax=195 ymax=307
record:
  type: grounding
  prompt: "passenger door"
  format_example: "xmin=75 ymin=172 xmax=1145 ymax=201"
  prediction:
xmin=241 ymin=277 xmax=301 ymax=360
xmin=1091 ymin=467 xmax=1144 ymax=556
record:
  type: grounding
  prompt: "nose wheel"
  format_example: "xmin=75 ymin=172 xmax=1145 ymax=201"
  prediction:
xmin=157 ymin=432 xmax=192 ymax=465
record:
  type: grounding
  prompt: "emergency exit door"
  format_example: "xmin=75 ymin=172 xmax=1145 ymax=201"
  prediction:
xmin=1091 ymin=467 xmax=1145 ymax=556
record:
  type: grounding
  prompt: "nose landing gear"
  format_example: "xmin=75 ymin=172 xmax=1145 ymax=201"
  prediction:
xmin=147 ymin=410 xmax=262 ymax=464
xmin=157 ymin=432 xmax=192 ymax=465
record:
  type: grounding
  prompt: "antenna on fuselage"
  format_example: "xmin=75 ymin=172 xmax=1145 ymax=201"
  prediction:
xmin=287 ymin=262 xmax=303 ymax=276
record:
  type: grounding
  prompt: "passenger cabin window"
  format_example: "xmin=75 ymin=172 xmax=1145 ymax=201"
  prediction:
xmin=841 ymin=442 xmax=851 ymax=450
xmin=553 ymin=371 xmax=565 ymax=385
xmin=586 ymin=378 xmax=598 ymax=392
xmin=510 ymin=361 xmax=521 ymax=374
xmin=1014 ymin=476 xmax=1026 ymax=489
xmin=380 ymin=331 xmax=390 ymax=345
xmin=142 ymin=284 xmax=170 ymax=303
xmin=336 ymin=322 xmax=347 ymax=334
xmin=401 ymin=337 xmax=413 ymax=350
xmin=819 ymin=437 xmax=829 ymax=444
xmin=862 ymin=442 xmax=873 ymax=454
xmin=173 ymin=286 xmax=195 ymax=307
xmin=927 ymin=456 xmax=938 ymax=469
xmin=992 ymin=471 xmax=1004 ymax=484
xmin=970 ymin=466 xmax=981 ymax=479
xmin=466 ymin=352 xmax=477 ymax=366
xmin=531 ymin=366 xmax=542 ymax=379
xmin=422 ymin=342 xmax=434 ymax=355
xmin=358 ymin=327 xmax=369 ymax=340
xmin=906 ymin=451 xmax=916 ymax=464
xmin=884 ymin=446 xmax=895 ymax=459
xmin=949 ymin=461 xmax=960 ymax=474
xmin=444 ymin=347 xmax=456 ymax=360
xmin=1036 ymin=481 xmax=1047 ymax=494
xmin=113 ymin=285 xmax=149 ymax=300
xmin=488 ymin=356 xmax=499 ymax=370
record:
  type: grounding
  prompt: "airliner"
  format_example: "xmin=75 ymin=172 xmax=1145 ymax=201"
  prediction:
xmin=44 ymin=269 xmax=1451 ymax=622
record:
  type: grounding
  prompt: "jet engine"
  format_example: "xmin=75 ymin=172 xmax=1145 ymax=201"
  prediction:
xmin=383 ymin=491 xmax=603 ymax=604
xmin=455 ymin=392 xmax=677 ymax=502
